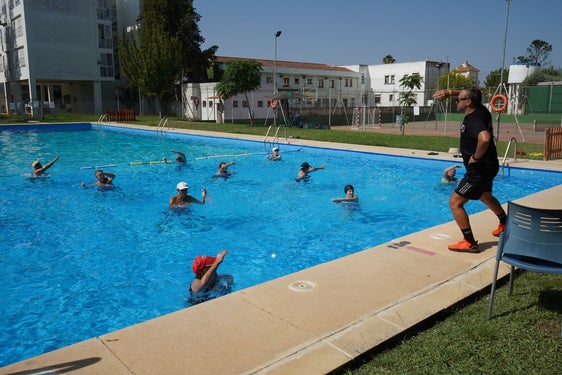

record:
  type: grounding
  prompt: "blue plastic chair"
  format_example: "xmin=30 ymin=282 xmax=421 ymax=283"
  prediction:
xmin=487 ymin=201 xmax=562 ymax=319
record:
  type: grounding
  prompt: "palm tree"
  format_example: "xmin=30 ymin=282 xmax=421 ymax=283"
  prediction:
xmin=398 ymin=73 xmax=423 ymax=135
xmin=382 ymin=55 xmax=396 ymax=64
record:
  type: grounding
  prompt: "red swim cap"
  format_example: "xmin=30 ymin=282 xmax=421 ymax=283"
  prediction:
xmin=192 ymin=255 xmax=216 ymax=274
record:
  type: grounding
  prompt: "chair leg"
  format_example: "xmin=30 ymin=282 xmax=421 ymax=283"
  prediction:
xmin=508 ymin=266 xmax=515 ymax=295
xmin=487 ymin=260 xmax=501 ymax=319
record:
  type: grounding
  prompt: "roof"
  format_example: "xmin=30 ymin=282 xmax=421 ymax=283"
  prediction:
xmin=454 ymin=61 xmax=479 ymax=73
xmin=215 ymin=56 xmax=353 ymax=73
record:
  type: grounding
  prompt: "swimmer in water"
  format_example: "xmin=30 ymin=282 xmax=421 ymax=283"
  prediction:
xmin=169 ymin=181 xmax=206 ymax=208
xmin=296 ymin=162 xmax=325 ymax=182
xmin=31 ymin=154 xmax=59 ymax=177
xmin=332 ymin=184 xmax=358 ymax=203
xmin=214 ymin=161 xmax=236 ymax=177
xmin=81 ymin=169 xmax=115 ymax=188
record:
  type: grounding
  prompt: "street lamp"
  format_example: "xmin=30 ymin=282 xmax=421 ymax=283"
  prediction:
xmin=273 ymin=30 xmax=281 ymax=126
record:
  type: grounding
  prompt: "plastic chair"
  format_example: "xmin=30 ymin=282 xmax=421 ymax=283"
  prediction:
xmin=487 ymin=201 xmax=562 ymax=319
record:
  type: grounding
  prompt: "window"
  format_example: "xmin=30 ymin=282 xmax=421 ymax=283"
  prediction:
xmin=294 ymin=78 xmax=300 ymax=85
xmin=242 ymin=101 xmax=249 ymax=108
xmin=14 ymin=18 xmax=23 ymax=37
xmin=98 ymin=24 xmax=113 ymax=49
xmin=375 ymin=95 xmax=381 ymax=104
xmin=384 ymin=75 xmax=395 ymax=84
xmin=361 ymin=75 xmax=365 ymax=84
xmin=307 ymin=78 xmax=313 ymax=85
xmin=202 ymin=101 xmax=207 ymax=108
xmin=330 ymin=80 xmax=335 ymax=88
xmin=345 ymin=78 xmax=353 ymax=88
xmin=18 ymin=48 xmax=25 ymax=67
xmin=233 ymin=101 xmax=238 ymax=108
xmin=283 ymin=77 xmax=289 ymax=87
xmin=99 ymin=53 xmax=114 ymax=77
xmin=266 ymin=76 xmax=273 ymax=84
xmin=389 ymin=94 xmax=394 ymax=102
xmin=257 ymin=101 xmax=264 ymax=108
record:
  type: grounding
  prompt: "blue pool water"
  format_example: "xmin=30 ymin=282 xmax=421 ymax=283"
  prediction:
xmin=1 ymin=124 xmax=561 ymax=366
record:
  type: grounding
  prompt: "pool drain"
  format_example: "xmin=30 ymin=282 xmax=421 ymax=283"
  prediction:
xmin=288 ymin=280 xmax=317 ymax=292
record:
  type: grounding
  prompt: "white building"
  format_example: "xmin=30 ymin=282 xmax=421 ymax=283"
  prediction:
xmin=344 ymin=60 xmax=450 ymax=107
xmin=507 ymin=63 xmax=538 ymax=115
xmin=184 ymin=57 xmax=450 ymax=123
xmin=0 ymin=0 xmax=140 ymax=115
xmin=183 ymin=56 xmax=360 ymax=123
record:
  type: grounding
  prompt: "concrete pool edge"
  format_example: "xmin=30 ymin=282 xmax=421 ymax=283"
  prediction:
xmin=2 ymin=123 xmax=561 ymax=374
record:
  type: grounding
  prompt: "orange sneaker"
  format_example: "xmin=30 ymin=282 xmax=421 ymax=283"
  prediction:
xmin=492 ymin=224 xmax=505 ymax=237
xmin=448 ymin=239 xmax=480 ymax=253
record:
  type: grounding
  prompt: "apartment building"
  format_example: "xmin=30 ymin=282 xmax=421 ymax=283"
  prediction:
xmin=0 ymin=0 xmax=141 ymax=115
xmin=0 ymin=1 xmax=458 ymax=120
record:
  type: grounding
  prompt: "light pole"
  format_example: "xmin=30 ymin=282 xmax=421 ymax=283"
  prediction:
xmin=327 ymin=78 xmax=332 ymax=128
xmin=273 ymin=30 xmax=281 ymax=126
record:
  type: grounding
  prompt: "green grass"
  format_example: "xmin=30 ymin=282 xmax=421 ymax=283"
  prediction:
xmin=0 ymin=113 xmax=548 ymax=159
xmin=336 ymin=271 xmax=562 ymax=375
xmin=4 ymin=113 xmax=560 ymax=373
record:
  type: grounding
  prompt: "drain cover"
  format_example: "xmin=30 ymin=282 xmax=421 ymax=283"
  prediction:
xmin=288 ymin=280 xmax=317 ymax=292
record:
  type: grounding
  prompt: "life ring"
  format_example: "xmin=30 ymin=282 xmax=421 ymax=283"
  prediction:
xmin=490 ymin=94 xmax=507 ymax=113
xmin=193 ymin=96 xmax=200 ymax=107
xmin=270 ymin=99 xmax=278 ymax=109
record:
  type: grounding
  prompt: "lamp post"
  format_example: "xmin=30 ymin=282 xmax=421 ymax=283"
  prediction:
xmin=273 ymin=30 xmax=281 ymax=126
xmin=326 ymin=78 xmax=331 ymax=128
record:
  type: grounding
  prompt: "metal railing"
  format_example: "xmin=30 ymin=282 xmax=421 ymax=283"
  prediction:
xmin=96 ymin=113 xmax=109 ymax=127
xmin=500 ymin=137 xmax=518 ymax=177
xmin=156 ymin=117 xmax=169 ymax=134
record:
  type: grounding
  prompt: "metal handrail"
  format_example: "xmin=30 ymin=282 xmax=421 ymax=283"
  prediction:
xmin=501 ymin=137 xmax=518 ymax=166
xmin=500 ymin=137 xmax=518 ymax=177
xmin=156 ymin=117 xmax=169 ymax=133
xmin=96 ymin=113 xmax=109 ymax=127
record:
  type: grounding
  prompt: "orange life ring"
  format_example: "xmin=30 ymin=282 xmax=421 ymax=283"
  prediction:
xmin=490 ymin=94 xmax=507 ymax=113
xmin=270 ymin=99 xmax=278 ymax=109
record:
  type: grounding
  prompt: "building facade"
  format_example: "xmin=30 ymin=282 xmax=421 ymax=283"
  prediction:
xmin=183 ymin=57 xmax=450 ymax=123
xmin=0 ymin=0 xmax=141 ymax=115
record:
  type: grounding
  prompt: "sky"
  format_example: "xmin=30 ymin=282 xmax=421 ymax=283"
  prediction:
xmin=194 ymin=0 xmax=562 ymax=82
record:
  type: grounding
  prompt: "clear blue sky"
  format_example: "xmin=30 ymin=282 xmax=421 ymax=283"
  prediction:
xmin=195 ymin=0 xmax=561 ymax=82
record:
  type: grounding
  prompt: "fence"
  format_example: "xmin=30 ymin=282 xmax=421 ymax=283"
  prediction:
xmin=105 ymin=109 xmax=136 ymax=122
xmin=545 ymin=127 xmax=562 ymax=160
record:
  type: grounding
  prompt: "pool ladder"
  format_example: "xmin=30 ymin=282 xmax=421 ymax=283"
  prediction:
xmin=96 ymin=113 xmax=109 ymax=128
xmin=500 ymin=137 xmax=518 ymax=177
xmin=263 ymin=124 xmax=287 ymax=150
xmin=156 ymin=117 xmax=169 ymax=134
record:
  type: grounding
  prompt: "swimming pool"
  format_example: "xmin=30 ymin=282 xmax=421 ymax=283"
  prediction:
xmin=1 ymin=124 xmax=561 ymax=366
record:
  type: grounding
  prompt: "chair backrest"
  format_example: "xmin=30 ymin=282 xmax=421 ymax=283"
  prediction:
xmin=498 ymin=201 xmax=562 ymax=267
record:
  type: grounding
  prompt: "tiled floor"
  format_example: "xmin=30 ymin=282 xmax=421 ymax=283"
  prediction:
xmin=2 ymin=124 xmax=561 ymax=375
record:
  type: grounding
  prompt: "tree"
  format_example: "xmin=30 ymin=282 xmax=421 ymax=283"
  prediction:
xmin=437 ymin=72 xmax=475 ymax=90
xmin=141 ymin=0 xmax=217 ymax=83
xmin=215 ymin=59 xmax=263 ymax=125
xmin=517 ymin=39 xmax=552 ymax=67
xmin=118 ymin=24 xmax=182 ymax=118
xmin=398 ymin=73 xmax=423 ymax=135
xmin=382 ymin=55 xmax=396 ymax=64
xmin=484 ymin=68 xmax=509 ymax=91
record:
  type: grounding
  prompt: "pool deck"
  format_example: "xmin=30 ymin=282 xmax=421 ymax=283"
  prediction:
xmin=2 ymin=123 xmax=562 ymax=374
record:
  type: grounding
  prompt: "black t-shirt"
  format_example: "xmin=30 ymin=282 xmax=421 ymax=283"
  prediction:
xmin=459 ymin=104 xmax=498 ymax=167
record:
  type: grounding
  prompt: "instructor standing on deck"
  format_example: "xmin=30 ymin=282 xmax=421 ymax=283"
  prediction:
xmin=433 ymin=87 xmax=507 ymax=253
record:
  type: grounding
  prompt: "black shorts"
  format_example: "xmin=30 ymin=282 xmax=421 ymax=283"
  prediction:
xmin=455 ymin=161 xmax=499 ymax=200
